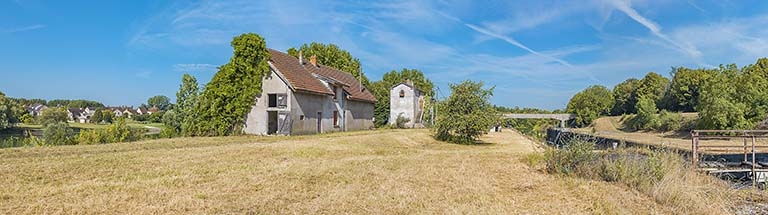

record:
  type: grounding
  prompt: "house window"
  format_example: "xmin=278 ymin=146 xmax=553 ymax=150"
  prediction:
xmin=268 ymin=94 xmax=288 ymax=108
xmin=399 ymin=90 xmax=405 ymax=98
xmin=277 ymin=94 xmax=287 ymax=108
xmin=332 ymin=86 xmax=338 ymax=100
xmin=300 ymin=115 xmax=305 ymax=120
xmin=268 ymin=94 xmax=277 ymax=107
xmin=333 ymin=111 xmax=339 ymax=128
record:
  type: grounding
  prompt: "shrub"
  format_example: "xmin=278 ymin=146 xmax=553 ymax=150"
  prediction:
xmin=43 ymin=122 xmax=75 ymax=145
xmin=544 ymin=139 xmax=737 ymax=213
xmin=657 ymin=110 xmax=684 ymax=132
xmin=545 ymin=138 xmax=595 ymax=175
xmin=433 ymin=80 xmax=498 ymax=144
xmin=159 ymin=127 xmax=178 ymax=138
xmin=395 ymin=115 xmax=410 ymax=129
xmin=521 ymin=152 xmax=545 ymax=169
xmin=76 ymin=129 xmax=106 ymax=145
xmin=104 ymin=118 xmax=141 ymax=143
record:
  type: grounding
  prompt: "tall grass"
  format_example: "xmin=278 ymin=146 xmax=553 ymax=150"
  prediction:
xmin=543 ymin=139 xmax=738 ymax=214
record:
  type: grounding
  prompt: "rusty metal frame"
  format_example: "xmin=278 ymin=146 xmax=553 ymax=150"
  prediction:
xmin=691 ymin=130 xmax=768 ymax=186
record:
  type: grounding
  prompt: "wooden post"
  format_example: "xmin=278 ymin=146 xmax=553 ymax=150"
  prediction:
xmin=691 ymin=131 xmax=699 ymax=167
xmin=753 ymin=136 xmax=757 ymax=188
xmin=745 ymin=138 xmax=749 ymax=163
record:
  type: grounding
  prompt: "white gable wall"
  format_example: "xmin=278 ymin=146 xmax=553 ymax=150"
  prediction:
xmin=389 ymin=84 xmax=422 ymax=127
xmin=244 ymin=70 xmax=293 ymax=135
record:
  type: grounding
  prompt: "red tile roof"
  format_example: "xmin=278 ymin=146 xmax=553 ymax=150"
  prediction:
xmin=268 ymin=49 xmax=376 ymax=103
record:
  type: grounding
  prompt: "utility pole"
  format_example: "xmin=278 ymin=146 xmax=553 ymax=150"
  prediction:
xmin=434 ymin=86 xmax=439 ymax=125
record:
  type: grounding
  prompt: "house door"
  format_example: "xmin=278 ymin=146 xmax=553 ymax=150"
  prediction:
xmin=267 ymin=111 xmax=278 ymax=134
xmin=317 ymin=112 xmax=322 ymax=133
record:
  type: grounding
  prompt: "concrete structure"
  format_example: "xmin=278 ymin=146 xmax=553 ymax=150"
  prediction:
xmin=503 ymin=113 xmax=576 ymax=128
xmin=243 ymin=49 xmax=376 ymax=135
xmin=389 ymin=81 xmax=425 ymax=128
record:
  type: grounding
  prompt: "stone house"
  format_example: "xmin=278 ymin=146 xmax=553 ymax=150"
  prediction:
xmin=389 ymin=81 xmax=425 ymax=128
xmin=67 ymin=108 xmax=90 ymax=123
xmin=243 ymin=49 xmax=376 ymax=135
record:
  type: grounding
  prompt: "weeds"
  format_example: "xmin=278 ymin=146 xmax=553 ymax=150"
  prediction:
xmin=544 ymin=139 xmax=738 ymax=214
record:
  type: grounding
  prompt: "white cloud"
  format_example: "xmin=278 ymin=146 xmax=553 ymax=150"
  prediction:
xmin=603 ymin=0 xmax=702 ymax=59
xmin=2 ymin=24 xmax=46 ymax=34
xmin=173 ymin=64 xmax=218 ymax=73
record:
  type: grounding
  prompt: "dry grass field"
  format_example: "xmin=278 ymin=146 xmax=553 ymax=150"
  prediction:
xmin=0 ymin=129 xmax=725 ymax=214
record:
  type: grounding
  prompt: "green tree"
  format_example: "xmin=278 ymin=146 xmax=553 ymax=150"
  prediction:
xmin=38 ymin=107 xmax=69 ymax=126
xmin=433 ymin=80 xmax=498 ymax=144
xmin=147 ymin=95 xmax=171 ymax=110
xmin=287 ymin=42 xmax=369 ymax=86
xmin=627 ymin=96 xmax=659 ymax=131
xmin=370 ymin=68 xmax=435 ymax=127
xmin=43 ymin=122 xmax=74 ymax=145
xmin=566 ymin=85 xmax=614 ymax=127
xmin=189 ymin=33 xmax=270 ymax=136
xmin=176 ymin=74 xmax=199 ymax=135
xmin=631 ymin=72 xmax=669 ymax=109
xmin=162 ymin=109 xmax=181 ymax=134
xmin=665 ymin=67 xmax=717 ymax=112
xmin=91 ymin=108 xmax=103 ymax=124
xmin=51 ymin=99 xmax=105 ymax=109
xmin=102 ymin=110 xmax=114 ymax=124
xmin=0 ymin=92 xmax=17 ymax=130
xmin=611 ymin=78 xmax=640 ymax=115
xmin=697 ymin=64 xmax=749 ymax=129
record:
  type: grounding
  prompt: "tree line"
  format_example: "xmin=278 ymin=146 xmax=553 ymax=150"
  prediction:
xmin=566 ymin=58 xmax=768 ymax=131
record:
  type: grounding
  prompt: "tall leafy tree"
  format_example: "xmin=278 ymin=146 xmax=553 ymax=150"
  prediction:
xmin=38 ymin=107 xmax=69 ymax=126
xmin=176 ymin=74 xmax=199 ymax=135
xmin=566 ymin=85 xmax=614 ymax=127
xmin=370 ymin=68 xmax=435 ymax=127
xmin=628 ymin=96 xmax=660 ymax=130
xmin=611 ymin=78 xmax=640 ymax=115
xmin=91 ymin=108 xmax=104 ymax=124
xmin=665 ymin=67 xmax=717 ymax=112
xmin=147 ymin=95 xmax=171 ymax=110
xmin=287 ymin=42 xmax=369 ymax=87
xmin=631 ymin=72 xmax=669 ymax=109
xmin=0 ymin=91 xmax=21 ymax=130
xmin=189 ymin=33 xmax=270 ymax=136
xmin=697 ymin=64 xmax=747 ymax=129
xmin=433 ymin=80 xmax=498 ymax=144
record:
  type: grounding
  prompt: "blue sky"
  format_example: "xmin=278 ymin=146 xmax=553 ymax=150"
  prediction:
xmin=2 ymin=0 xmax=768 ymax=110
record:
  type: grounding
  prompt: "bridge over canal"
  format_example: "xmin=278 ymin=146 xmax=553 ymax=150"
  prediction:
xmin=503 ymin=114 xmax=576 ymax=128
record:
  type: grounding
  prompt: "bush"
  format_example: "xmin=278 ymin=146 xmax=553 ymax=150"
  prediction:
xmin=657 ymin=110 xmax=684 ymax=132
xmin=43 ymin=122 xmax=75 ymax=145
xmin=521 ymin=152 xmax=545 ymax=169
xmin=433 ymin=80 xmax=498 ymax=144
xmin=544 ymin=139 xmax=737 ymax=213
xmin=545 ymin=138 xmax=595 ymax=175
xmin=159 ymin=127 xmax=179 ymax=138
xmin=395 ymin=115 xmax=410 ymax=129
xmin=76 ymin=129 xmax=106 ymax=145
xmin=104 ymin=118 xmax=141 ymax=143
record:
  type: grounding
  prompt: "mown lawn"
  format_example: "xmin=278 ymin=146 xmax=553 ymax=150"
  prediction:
xmin=0 ymin=129 xmax=681 ymax=214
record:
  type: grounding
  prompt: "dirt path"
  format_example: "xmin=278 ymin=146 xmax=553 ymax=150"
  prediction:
xmin=143 ymin=125 xmax=161 ymax=135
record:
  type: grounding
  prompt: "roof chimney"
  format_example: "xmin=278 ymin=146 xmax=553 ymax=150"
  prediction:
xmin=310 ymin=55 xmax=318 ymax=67
xmin=298 ymin=50 xmax=304 ymax=65
xmin=406 ymin=79 xmax=413 ymax=86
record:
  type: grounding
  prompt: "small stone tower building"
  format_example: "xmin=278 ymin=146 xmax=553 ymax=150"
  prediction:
xmin=390 ymin=81 xmax=425 ymax=128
